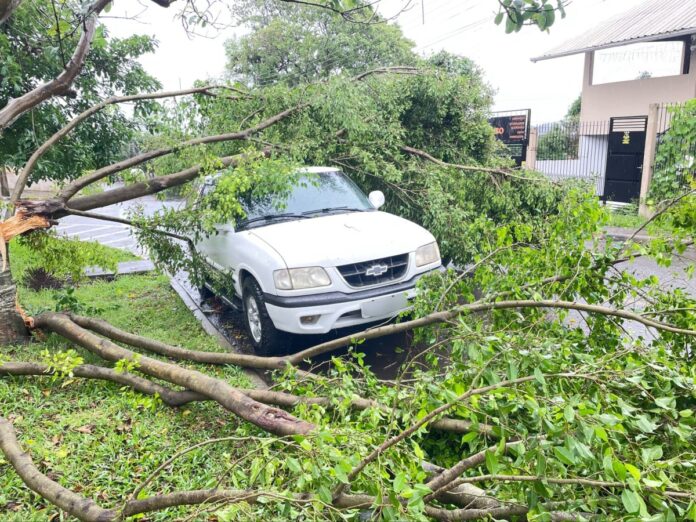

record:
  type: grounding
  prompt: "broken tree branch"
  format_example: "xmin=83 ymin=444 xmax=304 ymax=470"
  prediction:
xmin=63 ymin=208 xmax=193 ymax=245
xmin=32 ymin=312 xmax=315 ymax=436
xmin=0 ymin=0 xmax=111 ymax=132
xmin=401 ymin=145 xmax=552 ymax=182
xmin=0 ymin=416 xmax=115 ymax=522
xmin=0 ymin=415 xmax=585 ymax=522
xmin=47 ymin=315 xmax=493 ymax=436
xmin=10 ymin=85 xmax=242 ymax=204
xmin=285 ymin=299 xmax=696 ymax=364
xmin=0 ymin=212 xmax=52 ymax=270
xmin=353 ymin=66 xmax=420 ymax=81
xmin=451 ymin=474 xmax=695 ymax=501
xmin=59 ymin=105 xmax=307 ymax=200
xmin=334 ymin=372 xmax=598 ymax=500
xmin=29 ymin=149 xmax=271 ymax=218
xmin=0 ymin=361 xmax=205 ymax=407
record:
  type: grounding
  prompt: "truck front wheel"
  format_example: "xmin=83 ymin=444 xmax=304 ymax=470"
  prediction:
xmin=242 ymin=278 xmax=284 ymax=356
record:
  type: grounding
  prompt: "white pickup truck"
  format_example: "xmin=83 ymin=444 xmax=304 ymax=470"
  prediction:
xmin=196 ymin=167 xmax=442 ymax=355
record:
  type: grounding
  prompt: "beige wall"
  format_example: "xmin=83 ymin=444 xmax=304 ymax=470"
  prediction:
xmin=580 ymin=45 xmax=696 ymax=125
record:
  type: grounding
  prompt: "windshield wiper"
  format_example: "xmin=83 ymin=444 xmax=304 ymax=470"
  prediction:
xmin=240 ymin=213 xmax=309 ymax=227
xmin=301 ymin=206 xmax=367 ymax=216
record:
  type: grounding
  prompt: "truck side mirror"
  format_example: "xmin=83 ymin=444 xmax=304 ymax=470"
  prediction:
xmin=368 ymin=190 xmax=385 ymax=209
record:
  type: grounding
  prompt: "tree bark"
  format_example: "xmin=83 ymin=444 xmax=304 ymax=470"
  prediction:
xmin=33 ymin=312 xmax=316 ymax=436
xmin=0 ymin=0 xmax=110 ymax=132
xmin=0 ymin=166 xmax=9 ymax=197
xmin=0 ymin=0 xmax=21 ymax=25
xmin=0 ymin=259 xmax=28 ymax=345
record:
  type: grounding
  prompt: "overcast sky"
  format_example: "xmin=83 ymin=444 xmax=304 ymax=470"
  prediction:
xmin=104 ymin=0 xmax=647 ymax=123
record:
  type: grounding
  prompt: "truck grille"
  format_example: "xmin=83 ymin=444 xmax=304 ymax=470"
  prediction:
xmin=337 ymin=254 xmax=409 ymax=288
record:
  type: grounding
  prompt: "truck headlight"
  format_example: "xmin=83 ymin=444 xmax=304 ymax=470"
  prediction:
xmin=273 ymin=267 xmax=331 ymax=290
xmin=415 ymin=242 xmax=440 ymax=267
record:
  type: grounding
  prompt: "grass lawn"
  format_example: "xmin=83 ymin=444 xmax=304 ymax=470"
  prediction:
xmin=1 ymin=242 xmax=256 ymax=521
xmin=605 ymin=207 xmax=673 ymax=235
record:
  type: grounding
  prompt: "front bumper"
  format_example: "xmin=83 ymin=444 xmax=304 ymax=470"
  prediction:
xmin=264 ymin=268 xmax=440 ymax=334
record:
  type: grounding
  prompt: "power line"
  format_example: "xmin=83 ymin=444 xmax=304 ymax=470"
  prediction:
xmin=414 ymin=15 xmax=490 ymax=51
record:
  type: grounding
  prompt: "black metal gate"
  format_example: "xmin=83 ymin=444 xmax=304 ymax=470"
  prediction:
xmin=603 ymin=116 xmax=647 ymax=203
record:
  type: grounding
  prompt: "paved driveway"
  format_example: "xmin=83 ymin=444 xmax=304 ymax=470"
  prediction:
xmin=55 ymin=195 xmax=184 ymax=255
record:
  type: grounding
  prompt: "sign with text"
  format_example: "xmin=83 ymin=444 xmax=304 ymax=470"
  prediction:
xmin=489 ymin=110 xmax=530 ymax=167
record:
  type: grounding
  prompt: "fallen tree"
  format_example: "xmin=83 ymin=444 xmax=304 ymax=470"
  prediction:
xmin=2 ymin=0 xmax=696 ymax=520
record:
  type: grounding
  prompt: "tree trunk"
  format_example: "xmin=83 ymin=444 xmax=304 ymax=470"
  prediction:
xmin=0 ymin=255 xmax=28 ymax=345
xmin=0 ymin=166 xmax=9 ymax=197
xmin=0 ymin=0 xmax=22 ymax=25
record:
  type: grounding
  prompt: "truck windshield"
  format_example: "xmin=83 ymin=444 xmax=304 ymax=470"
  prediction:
xmin=239 ymin=171 xmax=373 ymax=225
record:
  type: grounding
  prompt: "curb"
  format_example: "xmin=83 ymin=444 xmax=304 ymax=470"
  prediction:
xmin=169 ymin=276 xmax=269 ymax=390
xmin=602 ymin=231 xmax=654 ymax=243
xmin=85 ymin=260 xmax=156 ymax=278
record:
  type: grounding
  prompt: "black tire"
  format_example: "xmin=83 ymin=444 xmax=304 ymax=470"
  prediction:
xmin=242 ymin=277 xmax=283 ymax=356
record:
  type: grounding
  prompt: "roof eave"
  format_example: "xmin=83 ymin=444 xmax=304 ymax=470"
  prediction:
xmin=531 ymin=28 xmax=696 ymax=63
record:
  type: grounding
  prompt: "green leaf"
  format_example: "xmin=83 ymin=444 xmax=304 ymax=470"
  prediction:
xmin=654 ymin=396 xmax=675 ymax=410
xmin=318 ymin=485 xmax=332 ymax=504
xmin=621 ymin=489 xmax=641 ymax=514
xmin=494 ymin=11 xmax=504 ymax=25
xmin=634 ymin=415 xmax=658 ymax=434
xmin=534 ymin=367 xmax=546 ymax=385
xmin=563 ymin=404 xmax=575 ymax=423
xmin=485 ymin=449 xmax=499 ymax=474
xmin=287 ymin=458 xmax=302 ymax=474
xmin=594 ymin=426 xmax=609 ymax=442
xmin=333 ymin=464 xmax=349 ymax=483
xmin=613 ymin=459 xmax=627 ymax=481
xmin=553 ymin=446 xmax=575 ymax=466
xmin=393 ymin=472 xmax=407 ymax=493
xmin=625 ymin=463 xmax=641 ymax=482
xmin=641 ymin=446 xmax=663 ymax=463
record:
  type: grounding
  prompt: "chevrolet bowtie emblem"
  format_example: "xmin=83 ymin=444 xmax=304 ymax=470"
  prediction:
xmin=365 ymin=264 xmax=389 ymax=277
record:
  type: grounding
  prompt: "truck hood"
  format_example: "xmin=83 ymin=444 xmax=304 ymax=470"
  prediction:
xmin=249 ymin=211 xmax=435 ymax=268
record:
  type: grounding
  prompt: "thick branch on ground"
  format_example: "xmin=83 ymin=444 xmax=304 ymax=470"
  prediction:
xmin=424 ymin=445 xmax=516 ymax=504
xmin=401 ymin=145 xmax=549 ymax=182
xmin=10 ymin=85 xmax=242 ymax=203
xmin=422 ymin=461 xmax=502 ymax=511
xmin=32 ymin=312 xmax=314 ymax=436
xmin=451 ymin=474 xmax=694 ymax=501
xmin=0 ymin=0 xmax=110 ymax=131
xmin=59 ymin=105 xmax=306 ymax=200
xmin=51 ymin=315 xmax=493 ymax=435
xmin=0 ymin=415 xmax=581 ymax=522
xmin=0 ymin=417 xmax=115 ymax=521
xmin=291 ymin=299 xmax=696 ymax=363
xmin=0 ymin=361 xmax=205 ymax=407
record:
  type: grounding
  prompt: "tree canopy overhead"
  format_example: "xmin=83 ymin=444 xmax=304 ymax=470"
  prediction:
xmin=0 ymin=0 xmax=160 ymax=184
xmin=225 ymin=0 xmax=417 ymax=86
